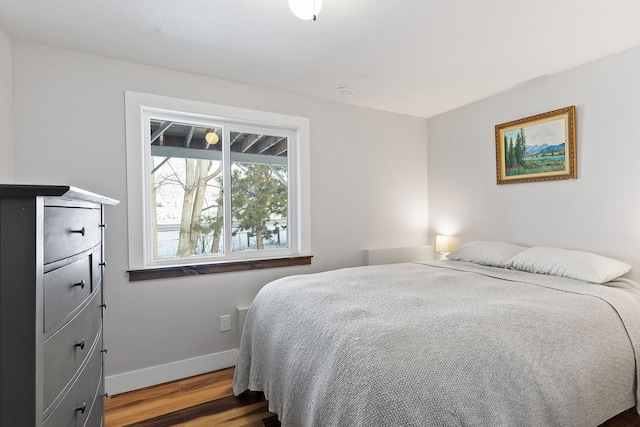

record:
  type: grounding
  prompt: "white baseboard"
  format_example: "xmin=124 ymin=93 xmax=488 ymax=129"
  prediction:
xmin=104 ymin=349 xmax=238 ymax=396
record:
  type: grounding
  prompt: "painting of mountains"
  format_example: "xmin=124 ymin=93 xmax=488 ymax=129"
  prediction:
xmin=495 ymin=106 xmax=576 ymax=184
xmin=525 ymin=143 xmax=565 ymax=157
xmin=503 ymin=120 xmax=566 ymax=177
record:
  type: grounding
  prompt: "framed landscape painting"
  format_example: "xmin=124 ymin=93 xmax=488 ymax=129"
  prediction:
xmin=495 ymin=106 xmax=576 ymax=184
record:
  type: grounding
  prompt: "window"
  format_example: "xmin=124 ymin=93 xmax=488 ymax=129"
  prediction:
xmin=125 ymin=92 xmax=311 ymax=279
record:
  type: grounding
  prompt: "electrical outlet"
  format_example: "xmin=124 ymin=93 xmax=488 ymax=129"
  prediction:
xmin=220 ymin=315 xmax=231 ymax=332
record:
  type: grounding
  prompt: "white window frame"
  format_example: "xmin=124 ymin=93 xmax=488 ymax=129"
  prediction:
xmin=124 ymin=91 xmax=311 ymax=270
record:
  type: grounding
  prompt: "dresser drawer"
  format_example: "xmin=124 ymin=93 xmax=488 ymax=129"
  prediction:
xmin=43 ymin=343 xmax=102 ymax=427
xmin=44 ymin=255 xmax=92 ymax=333
xmin=44 ymin=206 xmax=101 ymax=264
xmin=43 ymin=289 xmax=102 ymax=411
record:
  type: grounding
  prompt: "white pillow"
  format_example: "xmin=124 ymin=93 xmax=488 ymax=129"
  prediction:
xmin=446 ymin=241 xmax=528 ymax=268
xmin=506 ymin=246 xmax=631 ymax=284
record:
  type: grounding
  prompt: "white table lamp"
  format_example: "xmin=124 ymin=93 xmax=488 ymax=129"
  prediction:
xmin=435 ymin=235 xmax=454 ymax=260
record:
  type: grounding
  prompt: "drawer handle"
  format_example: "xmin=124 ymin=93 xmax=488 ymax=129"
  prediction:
xmin=73 ymin=280 xmax=86 ymax=289
xmin=101 ymin=347 xmax=108 ymax=354
xmin=75 ymin=339 xmax=85 ymax=350
xmin=100 ymin=303 xmax=107 ymax=309
xmin=70 ymin=227 xmax=86 ymax=236
xmin=99 ymin=262 xmax=107 ymax=267
xmin=75 ymin=402 xmax=87 ymax=414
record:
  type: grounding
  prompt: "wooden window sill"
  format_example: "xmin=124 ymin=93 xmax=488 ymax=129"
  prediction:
xmin=127 ymin=255 xmax=312 ymax=281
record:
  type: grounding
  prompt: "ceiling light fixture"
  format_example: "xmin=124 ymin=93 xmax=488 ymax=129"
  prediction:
xmin=205 ymin=131 xmax=219 ymax=145
xmin=288 ymin=0 xmax=322 ymax=21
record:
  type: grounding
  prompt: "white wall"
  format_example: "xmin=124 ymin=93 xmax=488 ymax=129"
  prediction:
xmin=428 ymin=46 xmax=640 ymax=280
xmin=0 ymin=28 xmax=13 ymax=182
xmin=10 ymin=42 xmax=428 ymax=393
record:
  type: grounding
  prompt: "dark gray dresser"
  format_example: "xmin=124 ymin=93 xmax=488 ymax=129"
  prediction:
xmin=0 ymin=185 xmax=118 ymax=427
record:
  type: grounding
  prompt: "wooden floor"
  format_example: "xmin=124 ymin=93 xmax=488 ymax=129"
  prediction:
xmin=104 ymin=368 xmax=279 ymax=427
xmin=609 ymin=409 xmax=640 ymax=427
xmin=105 ymin=367 xmax=640 ymax=427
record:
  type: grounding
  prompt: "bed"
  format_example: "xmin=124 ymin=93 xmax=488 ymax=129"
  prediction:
xmin=233 ymin=242 xmax=640 ymax=426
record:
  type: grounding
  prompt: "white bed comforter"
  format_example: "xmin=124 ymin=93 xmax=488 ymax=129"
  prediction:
xmin=233 ymin=261 xmax=640 ymax=426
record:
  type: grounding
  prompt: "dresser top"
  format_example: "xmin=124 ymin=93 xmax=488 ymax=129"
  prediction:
xmin=0 ymin=184 xmax=119 ymax=205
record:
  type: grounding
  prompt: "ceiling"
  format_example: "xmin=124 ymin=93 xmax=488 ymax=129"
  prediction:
xmin=1 ymin=0 xmax=639 ymax=118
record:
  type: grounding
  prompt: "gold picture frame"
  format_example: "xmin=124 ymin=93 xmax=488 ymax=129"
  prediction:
xmin=495 ymin=106 xmax=576 ymax=185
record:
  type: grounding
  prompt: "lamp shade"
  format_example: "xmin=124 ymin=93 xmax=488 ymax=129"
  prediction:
xmin=288 ymin=0 xmax=322 ymax=20
xmin=435 ymin=235 xmax=453 ymax=253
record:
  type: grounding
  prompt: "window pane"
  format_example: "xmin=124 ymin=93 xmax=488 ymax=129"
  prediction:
xmin=150 ymin=119 xmax=224 ymax=260
xmin=230 ymin=131 xmax=288 ymax=252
